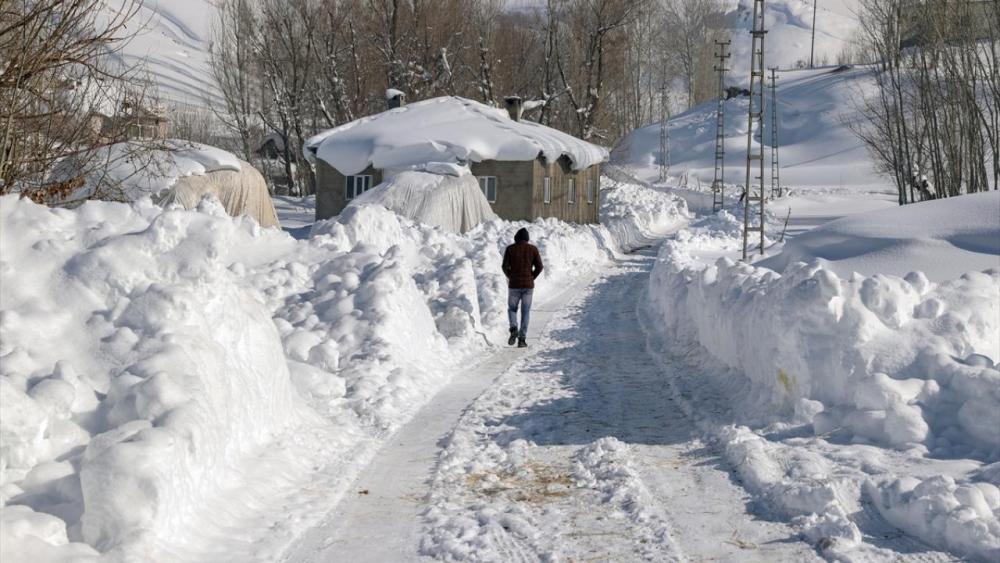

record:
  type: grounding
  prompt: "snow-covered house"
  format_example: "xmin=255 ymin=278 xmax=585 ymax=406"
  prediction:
xmin=304 ymin=96 xmax=609 ymax=224
xmin=88 ymin=104 xmax=168 ymax=142
xmin=77 ymin=79 xmax=169 ymax=142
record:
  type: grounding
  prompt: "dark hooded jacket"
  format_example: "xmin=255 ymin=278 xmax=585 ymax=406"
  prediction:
xmin=502 ymin=228 xmax=544 ymax=289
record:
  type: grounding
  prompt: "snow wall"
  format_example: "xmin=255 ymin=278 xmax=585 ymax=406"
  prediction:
xmin=645 ymin=195 xmax=1000 ymax=561
xmin=0 ymin=178 xmax=689 ymax=562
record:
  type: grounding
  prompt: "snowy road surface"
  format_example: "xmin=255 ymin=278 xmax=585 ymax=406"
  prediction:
xmin=282 ymin=249 xmax=821 ymax=562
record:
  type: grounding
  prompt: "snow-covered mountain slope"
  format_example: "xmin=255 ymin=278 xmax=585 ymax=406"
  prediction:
xmin=624 ymin=65 xmax=883 ymax=191
xmin=106 ymin=0 xmax=221 ymax=107
xmin=727 ymin=0 xmax=861 ymax=75
xmin=620 ymin=0 xmax=876 ymax=192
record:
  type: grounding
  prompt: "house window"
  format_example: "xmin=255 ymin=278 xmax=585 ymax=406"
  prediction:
xmin=478 ymin=176 xmax=498 ymax=203
xmin=568 ymin=178 xmax=576 ymax=204
xmin=543 ymin=177 xmax=551 ymax=204
xmin=127 ymin=119 xmax=156 ymax=140
xmin=345 ymin=175 xmax=373 ymax=199
xmin=587 ymin=179 xmax=596 ymax=204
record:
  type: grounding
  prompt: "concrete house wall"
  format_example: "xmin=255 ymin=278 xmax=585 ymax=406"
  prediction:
xmin=469 ymin=160 xmax=534 ymax=221
xmin=316 ymin=156 xmax=601 ymax=225
xmin=531 ymin=155 xmax=601 ymax=225
xmin=315 ymin=156 xmax=601 ymax=224
xmin=315 ymin=160 xmax=383 ymax=220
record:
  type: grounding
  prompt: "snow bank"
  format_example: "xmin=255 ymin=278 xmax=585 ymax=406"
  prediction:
xmin=0 ymin=176 xmax=686 ymax=561
xmin=865 ymin=475 xmax=1000 ymax=561
xmin=0 ymin=195 xmax=510 ymax=561
xmin=304 ymin=96 xmax=608 ymax=175
xmin=646 ymin=194 xmax=1000 ymax=560
xmin=0 ymin=194 xmax=314 ymax=559
xmin=600 ymin=178 xmax=691 ymax=251
xmin=351 ymin=168 xmax=497 ymax=233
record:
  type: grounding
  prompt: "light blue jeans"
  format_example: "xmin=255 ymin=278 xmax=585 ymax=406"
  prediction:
xmin=508 ymin=288 xmax=533 ymax=339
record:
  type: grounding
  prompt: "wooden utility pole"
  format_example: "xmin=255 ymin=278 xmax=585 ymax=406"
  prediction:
xmin=659 ymin=85 xmax=670 ymax=183
xmin=810 ymin=0 xmax=818 ymax=68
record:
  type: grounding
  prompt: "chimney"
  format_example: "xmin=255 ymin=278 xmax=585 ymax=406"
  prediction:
xmin=386 ymin=89 xmax=405 ymax=110
xmin=504 ymin=96 xmax=523 ymax=122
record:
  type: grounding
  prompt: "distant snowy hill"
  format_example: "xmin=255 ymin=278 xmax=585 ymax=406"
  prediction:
xmin=106 ymin=0 xmax=221 ymax=107
xmin=624 ymin=65 xmax=883 ymax=191
xmin=618 ymin=0 xmax=878 ymax=193
xmin=726 ymin=0 xmax=861 ymax=75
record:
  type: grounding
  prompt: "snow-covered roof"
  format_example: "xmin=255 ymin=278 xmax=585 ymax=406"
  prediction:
xmin=304 ymin=96 xmax=609 ymax=176
xmin=256 ymin=131 xmax=286 ymax=152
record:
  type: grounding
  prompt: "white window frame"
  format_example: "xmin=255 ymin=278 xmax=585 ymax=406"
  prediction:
xmin=587 ymin=179 xmax=596 ymax=204
xmin=345 ymin=175 xmax=373 ymax=199
xmin=477 ymin=176 xmax=498 ymax=203
xmin=568 ymin=178 xmax=576 ymax=204
xmin=543 ymin=177 xmax=551 ymax=204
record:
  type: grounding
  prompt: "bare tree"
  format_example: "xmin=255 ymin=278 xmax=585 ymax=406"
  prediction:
xmin=556 ymin=0 xmax=649 ymax=140
xmin=312 ymin=0 xmax=359 ymax=127
xmin=254 ymin=0 xmax=324 ymax=195
xmin=471 ymin=0 xmax=506 ymax=104
xmin=210 ymin=0 xmax=262 ymax=163
xmin=848 ymin=0 xmax=997 ymax=204
xmin=606 ymin=0 xmax=676 ymax=138
xmin=0 ymin=0 xmax=154 ymax=199
xmin=661 ymin=0 xmax=728 ymax=109
xmin=206 ymin=0 xmax=751 ymax=163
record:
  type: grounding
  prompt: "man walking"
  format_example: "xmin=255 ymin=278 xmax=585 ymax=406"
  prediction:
xmin=502 ymin=227 xmax=544 ymax=348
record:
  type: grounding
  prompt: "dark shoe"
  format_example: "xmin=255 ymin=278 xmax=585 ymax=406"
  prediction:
xmin=517 ymin=338 xmax=527 ymax=348
xmin=508 ymin=328 xmax=518 ymax=346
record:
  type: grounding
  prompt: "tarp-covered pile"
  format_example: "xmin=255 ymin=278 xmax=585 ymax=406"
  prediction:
xmin=49 ymin=140 xmax=280 ymax=228
xmin=351 ymin=165 xmax=496 ymax=233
